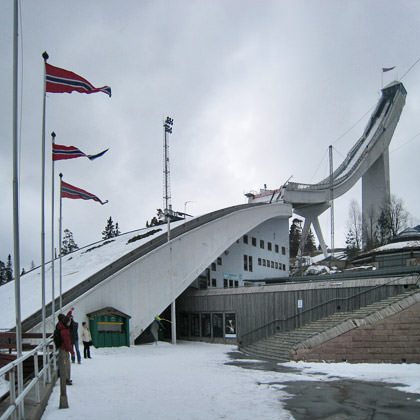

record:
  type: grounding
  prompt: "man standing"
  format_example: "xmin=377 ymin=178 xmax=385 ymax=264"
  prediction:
xmin=67 ymin=308 xmax=81 ymax=364
xmin=57 ymin=313 xmax=74 ymax=409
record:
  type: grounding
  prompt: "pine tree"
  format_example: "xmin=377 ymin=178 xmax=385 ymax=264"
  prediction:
xmin=102 ymin=216 xmax=115 ymax=240
xmin=61 ymin=229 xmax=79 ymax=255
xmin=289 ymin=218 xmax=302 ymax=258
xmin=5 ymin=255 xmax=13 ymax=283
xmin=0 ymin=260 xmax=5 ymax=285
xmin=303 ymin=228 xmax=316 ymax=256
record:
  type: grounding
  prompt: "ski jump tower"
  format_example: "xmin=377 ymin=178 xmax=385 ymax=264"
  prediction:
xmin=246 ymin=81 xmax=407 ymax=255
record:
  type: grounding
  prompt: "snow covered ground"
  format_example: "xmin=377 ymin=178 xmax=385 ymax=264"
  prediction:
xmin=41 ymin=341 xmax=420 ymax=420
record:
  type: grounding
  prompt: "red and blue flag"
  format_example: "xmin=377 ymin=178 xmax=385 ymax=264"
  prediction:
xmin=45 ymin=63 xmax=111 ymax=97
xmin=61 ymin=181 xmax=108 ymax=205
xmin=53 ymin=143 xmax=109 ymax=161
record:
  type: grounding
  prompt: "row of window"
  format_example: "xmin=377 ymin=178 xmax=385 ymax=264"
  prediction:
xmin=243 ymin=235 xmax=286 ymax=255
xmin=211 ymin=257 xmax=223 ymax=271
xmin=258 ymin=258 xmax=286 ymax=271
xmin=179 ymin=312 xmax=237 ymax=338
xmin=206 ymin=278 xmax=239 ymax=288
xmin=243 ymin=254 xmax=286 ymax=271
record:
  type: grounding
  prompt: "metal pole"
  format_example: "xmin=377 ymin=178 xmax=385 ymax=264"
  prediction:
xmin=329 ymin=145 xmax=335 ymax=266
xmin=41 ymin=51 xmax=49 ymax=382
xmin=59 ymin=173 xmax=63 ymax=310
xmin=51 ymin=132 xmax=56 ymax=330
xmin=12 ymin=1 xmax=24 ymax=417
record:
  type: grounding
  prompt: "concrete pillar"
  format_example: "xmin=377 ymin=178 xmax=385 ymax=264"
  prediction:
xmin=362 ymin=150 xmax=390 ymax=245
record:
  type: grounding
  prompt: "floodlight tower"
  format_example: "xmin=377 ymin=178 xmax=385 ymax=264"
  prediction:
xmin=163 ymin=116 xmax=174 ymax=220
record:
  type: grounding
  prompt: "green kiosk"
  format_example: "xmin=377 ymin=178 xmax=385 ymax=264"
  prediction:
xmin=87 ymin=307 xmax=131 ymax=348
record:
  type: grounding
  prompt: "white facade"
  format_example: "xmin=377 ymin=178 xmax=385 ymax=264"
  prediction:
xmin=193 ymin=217 xmax=290 ymax=289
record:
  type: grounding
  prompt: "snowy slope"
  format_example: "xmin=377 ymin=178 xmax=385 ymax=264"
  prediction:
xmin=0 ymin=222 xmax=185 ymax=330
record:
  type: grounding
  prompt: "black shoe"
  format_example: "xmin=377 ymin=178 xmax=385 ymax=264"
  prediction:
xmin=66 ymin=380 xmax=73 ymax=385
xmin=88 ymin=356 xmax=92 ymax=359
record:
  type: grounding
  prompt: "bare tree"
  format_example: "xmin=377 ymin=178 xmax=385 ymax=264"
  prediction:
xmin=362 ymin=206 xmax=380 ymax=251
xmin=378 ymin=195 xmax=409 ymax=244
xmin=345 ymin=200 xmax=363 ymax=258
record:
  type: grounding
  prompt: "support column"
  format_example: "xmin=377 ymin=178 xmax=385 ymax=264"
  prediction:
xmin=362 ymin=150 xmax=390 ymax=246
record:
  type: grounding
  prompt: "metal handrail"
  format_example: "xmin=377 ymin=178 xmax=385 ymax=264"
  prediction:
xmin=0 ymin=336 xmax=56 ymax=420
xmin=238 ymin=273 xmax=419 ymax=346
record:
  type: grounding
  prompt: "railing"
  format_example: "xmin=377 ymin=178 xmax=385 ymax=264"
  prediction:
xmin=0 ymin=336 xmax=56 ymax=420
xmin=238 ymin=273 xmax=419 ymax=347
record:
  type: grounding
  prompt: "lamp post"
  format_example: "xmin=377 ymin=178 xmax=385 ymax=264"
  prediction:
xmin=163 ymin=117 xmax=176 ymax=344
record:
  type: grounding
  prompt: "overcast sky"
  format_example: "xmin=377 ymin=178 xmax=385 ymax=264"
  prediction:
xmin=1 ymin=0 xmax=420 ymax=269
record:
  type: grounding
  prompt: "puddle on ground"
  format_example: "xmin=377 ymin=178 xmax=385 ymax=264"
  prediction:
xmin=226 ymin=351 xmax=420 ymax=420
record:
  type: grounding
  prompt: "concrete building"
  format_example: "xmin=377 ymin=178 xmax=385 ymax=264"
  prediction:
xmin=191 ymin=217 xmax=290 ymax=290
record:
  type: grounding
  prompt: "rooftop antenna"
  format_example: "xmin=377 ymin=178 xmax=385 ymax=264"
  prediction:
xmin=163 ymin=116 xmax=174 ymax=220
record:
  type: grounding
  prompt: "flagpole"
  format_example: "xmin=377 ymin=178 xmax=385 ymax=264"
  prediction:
xmin=12 ymin=0 xmax=24 ymax=414
xmin=59 ymin=173 xmax=63 ymax=310
xmin=51 ymin=132 xmax=56 ymax=329
xmin=41 ymin=52 xmax=48 ymax=372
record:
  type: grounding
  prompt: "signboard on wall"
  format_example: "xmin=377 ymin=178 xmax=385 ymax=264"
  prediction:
xmin=225 ymin=313 xmax=236 ymax=338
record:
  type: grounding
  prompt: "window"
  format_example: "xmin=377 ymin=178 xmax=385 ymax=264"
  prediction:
xmin=275 ymin=244 xmax=279 ymax=253
xmin=258 ymin=257 xmax=261 ymax=266
xmin=212 ymin=313 xmax=224 ymax=338
xmin=275 ymin=262 xmax=278 ymax=269
xmin=212 ymin=278 xmax=217 ymax=287
xmin=217 ymin=257 xmax=222 ymax=265
xmin=191 ymin=314 xmax=200 ymax=337
xmin=260 ymin=240 xmax=264 ymax=249
xmin=234 ymin=280 xmax=239 ymax=288
xmin=229 ymin=280 xmax=233 ymax=288
xmin=268 ymin=242 xmax=272 ymax=251
xmin=283 ymin=264 xmax=286 ymax=270
xmin=262 ymin=259 xmax=266 ymax=267
xmin=225 ymin=313 xmax=236 ymax=337
xmin=244 ymin=254 xmax=248 ymax=271
xmin=282 ymin=246 xmax=286 ymax=255
xmin=211 ymin=262 xmax=216 ymax=271
xmin=271 ymin=261 xmax=274 ymax=268
xmin=243 ymin=235 xmax=248 ymax=244
xmin=249 ymin=255 xmax=253 ymax=272
xmin=224 ymin=279 xmax=228 ymax=288
xmin=252 ymin=237 xmax=257 ymax=246
xmin=201 ymin=313 xmax=211 ymax=337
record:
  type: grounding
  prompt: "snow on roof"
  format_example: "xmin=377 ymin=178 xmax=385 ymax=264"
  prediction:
xmin=368 ymin=240 xmax=420 ymax=254
xmin=0 ymin=221 xmax=186 ymax=330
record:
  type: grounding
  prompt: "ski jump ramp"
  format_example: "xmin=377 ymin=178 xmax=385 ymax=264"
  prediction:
xmin=247 ymin=81 xmax=407 ymax=255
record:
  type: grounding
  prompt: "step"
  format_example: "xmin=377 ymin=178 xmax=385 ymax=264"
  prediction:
xmin=241 ymin=290 xmax=420 ymax=362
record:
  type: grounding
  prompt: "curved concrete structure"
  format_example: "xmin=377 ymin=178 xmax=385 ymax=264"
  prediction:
xmin=248 ymin=82 xmax=407 ymax=253
xmin=26 ymin=202 xmax=291 ymax=343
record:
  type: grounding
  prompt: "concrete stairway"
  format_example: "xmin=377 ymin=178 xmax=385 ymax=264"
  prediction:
xmin=240 ymin=289 xmax=419 ymax=362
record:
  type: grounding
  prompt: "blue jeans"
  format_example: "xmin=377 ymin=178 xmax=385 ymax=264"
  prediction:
xmin=71 ymin=340 xmax=81 ymax=363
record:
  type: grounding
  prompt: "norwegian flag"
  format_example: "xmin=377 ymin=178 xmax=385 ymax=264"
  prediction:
xmin=61 ymin=181 xmax=108 ymax=205
xmin=53 ymin=143 xmax=108 ymax=161
xmin=45 ymin=63 xmax=111 ymax=97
